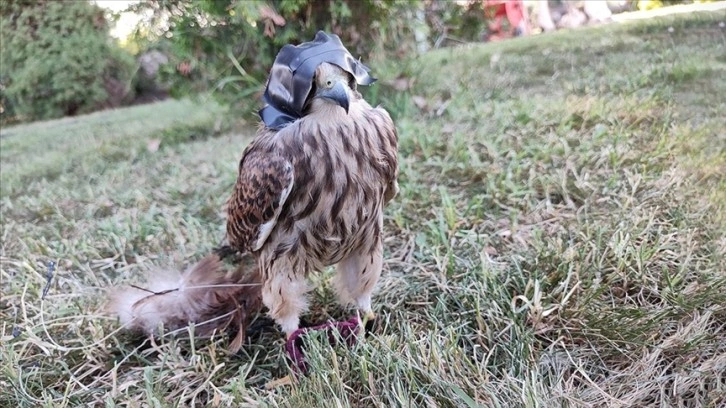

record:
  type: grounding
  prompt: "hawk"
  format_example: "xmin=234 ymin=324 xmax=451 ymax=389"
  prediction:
xmin=111 ymin=32 xmax=399 ymax=373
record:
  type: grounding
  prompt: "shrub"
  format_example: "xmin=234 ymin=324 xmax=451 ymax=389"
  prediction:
xmin=127 ymin=0 xmax=423 ymax=114
xmin=0 ymin=0 xmax=136 ymax=122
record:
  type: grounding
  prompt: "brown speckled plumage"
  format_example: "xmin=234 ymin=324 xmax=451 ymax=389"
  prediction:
xmin=226 ymin=62 xmax=398 ymax=335
xmin=109 ymin=254 xmax=261 ymax=352
xmin=110 ymin=62 xmax=398 ymax=350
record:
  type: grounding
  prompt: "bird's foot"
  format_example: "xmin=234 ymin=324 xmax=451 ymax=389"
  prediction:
xmin=284 ymin=316 xmax=364 ymax=375
xmin=265 ymin=315 xmax=377 ymax=388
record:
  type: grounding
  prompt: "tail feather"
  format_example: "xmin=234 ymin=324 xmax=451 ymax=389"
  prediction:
xmin=109 ymin=254 xmax=262 ymax=352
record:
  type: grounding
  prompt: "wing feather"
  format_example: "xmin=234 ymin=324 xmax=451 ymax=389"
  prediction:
xmin=226 ymin=148 xmax=294 ymax=252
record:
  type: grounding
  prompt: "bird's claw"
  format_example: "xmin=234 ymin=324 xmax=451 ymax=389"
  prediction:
xmin=285 ymin=316 xmax=364 ymax=374
xmin=361 ymin=311 xmax=376 ymax=333
xmin=266 ymin=315 xmax=377 ymax=388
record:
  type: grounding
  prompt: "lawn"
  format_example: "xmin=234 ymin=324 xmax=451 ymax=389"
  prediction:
xmin=1 ymin=9 xmax=725 ymax=408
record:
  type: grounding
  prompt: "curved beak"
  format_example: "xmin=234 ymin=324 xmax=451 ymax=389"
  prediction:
xmin=317 ymin=80 xmax=349 ymax=113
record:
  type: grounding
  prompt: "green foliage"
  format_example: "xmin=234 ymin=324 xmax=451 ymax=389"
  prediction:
xmin=0 ymin=1 xmax=136 ymax=122
xmin=425 ymin=0 xmax=491 ymax=45
xmin=129 ymin=0 xmax=422 ymax=116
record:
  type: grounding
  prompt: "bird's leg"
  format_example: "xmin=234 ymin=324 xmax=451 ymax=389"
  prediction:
xmin=334 ymin=236 xmax=383 ymax=334
xmin=260 ymin=263 xmax=311 ymax=385
xmin=260 ymin=260 xmax=360 ymax=383
xmin=266 ymin=316 xmax=365 ymax=389
xmin=265 ymin=236 xmax=385 ymax=385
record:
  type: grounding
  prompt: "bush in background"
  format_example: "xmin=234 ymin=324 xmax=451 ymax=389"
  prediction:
xmin=127 ymin=0 xmax=427 ymax=116
xmin=0 ymin=1 xmax=136 ymax=123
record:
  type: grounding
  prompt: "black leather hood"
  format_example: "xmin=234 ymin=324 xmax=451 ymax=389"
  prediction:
xmin=259 ymin=31 xmax=376 ymax=129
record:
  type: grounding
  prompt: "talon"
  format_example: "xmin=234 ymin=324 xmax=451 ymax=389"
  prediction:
xmin=362 ymin=311 xmax=376 ymax=334
xmin=362 ymin=311 xmax=376 ymax=324
xmin=286 ymin=327 xmax=308 ymax=373
xmin=284 ymin=318 xmax=364 ymax=375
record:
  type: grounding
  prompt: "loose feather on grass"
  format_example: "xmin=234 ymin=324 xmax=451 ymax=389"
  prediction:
xmin=109 ymin=254 xmax=262 ymax=352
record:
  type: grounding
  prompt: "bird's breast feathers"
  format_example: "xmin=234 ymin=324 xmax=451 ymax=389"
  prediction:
xmin=227 ymin=101 xmax=398 ymax=266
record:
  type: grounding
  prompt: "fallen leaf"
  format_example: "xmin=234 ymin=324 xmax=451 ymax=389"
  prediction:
xmin=434 ymin=98 xmax=451 ymax=116
xmin=147 ymin=139 xmax=161 ymax=152
xmin=412 ymin=95 xmax=428 ymax=111
xmin=441 ymin=123 xmax=456 ymax=135
xmin=384 ymin=75 xmax=414 ymax=91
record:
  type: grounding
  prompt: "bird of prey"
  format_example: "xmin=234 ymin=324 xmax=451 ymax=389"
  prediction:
xmin=111 ymin=32 xmax=399 ymax=374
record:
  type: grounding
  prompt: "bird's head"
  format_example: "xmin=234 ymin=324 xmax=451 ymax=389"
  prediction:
xmin=259 ymin=31 xmax=376 ymax=129
xmin=309 ymin=62 xmax=354 ymax=114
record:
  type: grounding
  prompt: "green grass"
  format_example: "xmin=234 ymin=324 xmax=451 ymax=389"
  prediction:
xmin=2 ymin=9 xmax=725 ymax=407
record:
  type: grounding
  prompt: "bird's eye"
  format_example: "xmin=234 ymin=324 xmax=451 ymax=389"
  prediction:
xmin=326 ymin=80 xmax=332 ymax=87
